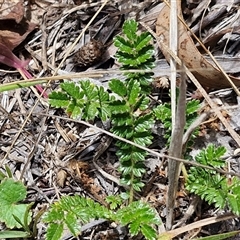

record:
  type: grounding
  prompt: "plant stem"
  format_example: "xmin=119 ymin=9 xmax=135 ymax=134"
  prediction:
xmin=166 ymin=68 xmax=186 ymax=230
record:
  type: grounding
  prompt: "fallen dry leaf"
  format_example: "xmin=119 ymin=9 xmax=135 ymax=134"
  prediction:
xmin=0 ymin=0 xmax=36 ymax=50
xmin=0 ymin=1 xmax=24 ymax=23
xmin=156 ymin=3 xmax=240 ymax=89
xmin=56 ymin=169 xmax=67 ymax=188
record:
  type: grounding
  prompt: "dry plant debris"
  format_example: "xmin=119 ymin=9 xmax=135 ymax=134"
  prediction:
xmin=1 ymin=0 xmax=240 ymax=239
xmin=74 ymin=39 xmax=105 ymax=67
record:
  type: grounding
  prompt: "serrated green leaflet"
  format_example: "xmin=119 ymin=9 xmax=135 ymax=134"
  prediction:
xmin=186 ymin=99 xmax=200 ymax=114
xmin=46 ymin=223 xmax=63 ymax=240
xmin=49 ymin=92 xmax=70 ymax=107
xmin=135 ymin=114 xmax=154 ymax=132
xmin=133 ymin=134 xmax=152 ymax=146
xmin=65 ymin=212 xmax=80 ymax=236
xmin=127 ymin=79 xmax=140 ymax=104
xmin=132 ymin=166 xmax=146 ymax=177
xmin=109 ymin=79 xmax=127 ymax=96
xmin=135 ymin=33 xmax=152 ymax=51
xmin=80 ymin=80 xmax=98 ymax=99
xmin=141 ymin=224 xmax=157 ymax=240
xmin=114 ymin=36 xmax=133 ymax=53
xmin=123 ymin=19 xmax=138 ymax=40
xmin=98 ymin=86 xmax=109 ymax=101
xmin=66 ymin=102 xmax=82 ymax=119
xmin=61 ymin=82 xmax=83 ymax=99
xmin=129 ymin=220 xmax=140 ymax=235
xmin=228 ymin=182 xmax=240 ymax=215
xmin=85 ymin=101 xmax=99 ymax=119
xmin=110 ymin=100 xmax=130 ymax=114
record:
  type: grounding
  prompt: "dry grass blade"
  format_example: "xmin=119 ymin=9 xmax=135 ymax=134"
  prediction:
xmin=161 ymin=213 xmax=237 ymax=239
xmin=168 ymin=0 xmax=178 ymax=130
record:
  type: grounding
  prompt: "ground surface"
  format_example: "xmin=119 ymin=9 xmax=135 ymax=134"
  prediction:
xmin=1 ymin=0 xmax=240 ymax=239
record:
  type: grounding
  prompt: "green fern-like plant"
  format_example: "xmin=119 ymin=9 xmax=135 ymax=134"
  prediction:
xmin=47 ymin=19 xmax=240 ymax=240
xmin=116 ymin=200 xmax=161 ymax=239
xmin=43 ymin=196 xmax=112 ymax=239
xmin=47 ymin=19 xmax=159 ymax=239
xmin=186 ymin=144 xmax=240 ymax=215
xmin=114 ymin=19 xmax=155 ymax=94
xmin=49 ymin=81 xmax=112 ymax=120
xmin=43 ymin=195 xmax=161 ymax=240
xmin=49 ymin=20 xmax=155 ymax=200
xmin=109 ymin=78 xmax=154 ymax=200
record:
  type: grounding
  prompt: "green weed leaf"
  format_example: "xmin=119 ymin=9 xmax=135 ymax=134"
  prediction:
xmin=0 ymin=179 xmax=30 ymax=229
xmin=141 ymin=224 xmax=158 ymax=240
xmin=98 ymin=86 xmax=111 ymax=120
xmin=135 ymin=114 xmax=154 ymax=132
xmin=110 ymin=100 xmax=130 ymax=114
xmin=61 ymin=82 xmax=84 ymax=99
xmin=228 ymin=179 xmax=240 ymax=215
xmin=66 ymin=101 xmax=82 ymax=119
xmin=186 ymin=145 xmax=240 ymax=213
xmin=116 ymin=201 xmax=160 ymax=239
xmin=80 ymin=80 xmax=98 ymax=99
xmin=186 ymin=99 xmax=200 ymax=115
xmin=105 ymin=195 xmax=123 ymax=210
xmin=49 ymin=91 xmax=70 ymax=108
xmin=135 ymin=33 xmax=152 ymax=51
xmin=114 ymin=36 xmax=133 ymax=53
xmin=48 ymin=18 xmax=157 ymax=204
xmin=109 ymin=79 xmax=127 ymax=96
xmin=154 ymin=99 xmax=200 ymax=145
xmin=44 ymin=196 xmax=113 ymax=240
xmin=195 ymin=144 xmax=226 ymax=167
xmin=46 ymin=223 xmax=63 ymax=240
xmin=127 ymin=79 xmax=140 ymax=104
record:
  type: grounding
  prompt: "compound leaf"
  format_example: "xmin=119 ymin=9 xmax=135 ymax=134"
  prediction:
xmin=116 ymin=201 xmax=160 ymax=239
